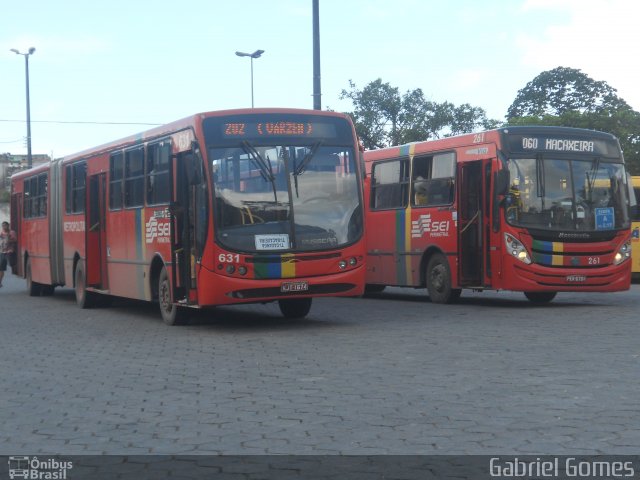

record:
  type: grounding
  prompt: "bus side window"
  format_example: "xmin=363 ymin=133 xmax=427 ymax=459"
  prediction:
xmin=412 ymin=153 xmax=455 ymax=207
xmin=371 ymin=159 xmax=409 ymax=210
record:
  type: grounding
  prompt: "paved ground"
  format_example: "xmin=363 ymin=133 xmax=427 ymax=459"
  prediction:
xmin=1 ymin=271 xmax=639 ymax=455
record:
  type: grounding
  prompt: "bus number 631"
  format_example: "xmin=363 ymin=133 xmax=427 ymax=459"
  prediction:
xmin=219 ymin=253 xmax=240 ymax=263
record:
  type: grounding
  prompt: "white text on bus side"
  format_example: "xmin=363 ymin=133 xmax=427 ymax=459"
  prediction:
xmin=411 ymin=214 xmax=451 ymax=238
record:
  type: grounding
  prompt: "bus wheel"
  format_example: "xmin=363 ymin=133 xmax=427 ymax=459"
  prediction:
xmin=26 ymin=258 xmax=41 ymax=297
xmin=40 ymin=285 xmax=55 ymax=296
xmin=278 ymin=298 xmax=312 ymax=319
xmin=524 ymin=291 xmax=557 ymax=304
xmin=75 ymin=260 xmax=94 ymax=308
xmin=426 ymin=253 xmax=461 ymax=304
xmin=158 ymin=267 xmax=187 ymax=326
xmin=364 ymin=284 xmax=386 ymax=294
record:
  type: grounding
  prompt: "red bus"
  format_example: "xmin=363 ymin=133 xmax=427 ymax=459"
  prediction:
xmin=11 ymin=108 xmax=365 ymax=324
xmin=363 ymin=126 xmax=633 ymax=303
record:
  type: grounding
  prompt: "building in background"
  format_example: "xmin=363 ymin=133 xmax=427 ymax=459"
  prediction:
xmin=1 ymin=153 xmax=51 ymax=193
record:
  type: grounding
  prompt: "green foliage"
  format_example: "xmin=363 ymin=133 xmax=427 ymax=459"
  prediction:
xmin=507 ymin=67 xmax=630 ymax=118
xmin=506 ymin=67 xmax=640 ymax=175
xmin=339 ymin=79 xmax=498 ymax=149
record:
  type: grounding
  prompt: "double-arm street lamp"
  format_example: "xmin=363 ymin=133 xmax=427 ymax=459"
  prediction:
xmin=10 ymin=47 xmax=36 ymax=168
xmin=235 ymin=49 xmax=265 ymax=108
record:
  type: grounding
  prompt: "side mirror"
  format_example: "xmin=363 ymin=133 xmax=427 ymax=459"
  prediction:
xmin=494 ymin=169 xmax=510 ymax=196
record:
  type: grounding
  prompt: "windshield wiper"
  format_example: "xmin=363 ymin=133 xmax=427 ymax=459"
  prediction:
xmin=535 ymin=155 xmax=545 ymax=198
xmin=242 ymin=140 xmax=278 ymax=202
xmin=587 ymin=156 xmax=601 ymax=198
xmin=293 ymin=141 xmax=323 ymax=176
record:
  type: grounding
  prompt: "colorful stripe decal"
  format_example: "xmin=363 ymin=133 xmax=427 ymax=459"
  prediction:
xmin=281 ymin=253 xmax=296 ymax=278
xmin=253 ymin=254 xmax=297 ymax=279
xmin=531 ymin=240 xmax=564 ymax=253
xmin=531 ymin=240 xmax=574 ymax=266
xmin=531 ymin=252 xmax=577 ymax=266
xmin=399 ymin=144 xmax=412 ymax=157
xmin=135 ymin=209 xmax=146 ymax=297
xmin=397 ymin=143 xmax=416 ymax=285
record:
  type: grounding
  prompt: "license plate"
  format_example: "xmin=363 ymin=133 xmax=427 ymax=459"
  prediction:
xmin=566 ymin=275 xmax=587 ymax=282
xmin=281 ymin=281 xmax=309 ymax=292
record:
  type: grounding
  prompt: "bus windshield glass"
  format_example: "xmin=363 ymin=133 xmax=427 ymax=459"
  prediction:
xmin=505 ymin=157 xmax=630 ymax=231
xmin=209 ymin=143 xmax=361 ymax=252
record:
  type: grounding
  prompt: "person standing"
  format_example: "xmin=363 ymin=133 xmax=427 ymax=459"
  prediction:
xmin=0 ymin=221 xmax=17 ymax=287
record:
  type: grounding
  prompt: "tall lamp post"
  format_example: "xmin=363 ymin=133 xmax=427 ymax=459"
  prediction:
xmin=235 ymin=49 xmax=265 ymax=108
xmin=10 ymin=47 xmax=36 ymax=169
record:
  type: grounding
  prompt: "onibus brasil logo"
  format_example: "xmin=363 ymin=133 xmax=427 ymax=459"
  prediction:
xmin=8 ymin=456 xmax=72 ymax=479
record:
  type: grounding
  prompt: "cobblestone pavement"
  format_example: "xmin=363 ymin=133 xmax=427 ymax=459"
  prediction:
xmin=1 ymin=271 xmax=639 ymax=455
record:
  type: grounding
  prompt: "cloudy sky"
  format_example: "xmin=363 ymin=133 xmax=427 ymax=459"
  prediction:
xmin=2 ymin=0 xmax=639 ymax=158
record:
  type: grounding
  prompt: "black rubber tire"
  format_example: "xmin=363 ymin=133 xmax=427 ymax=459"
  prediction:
xmin=74 ymin=260 xmax=94 ymax=309
xmin=40 ymin=284 xmax=55 ymax=296
xmin=158 ymin=267 xmax=187 ymax=325
xmin=524 ymin=291 xmax=557 ymax=304
xmin=364 ymin=284 xmax=386 ymax=294
xmin=278 ymin=298 xmax=312 ymax=319
xmin=426 ymin=253 xmax=461 ymax=304
xmin=26 ymin=257 xmax=41 ymax=297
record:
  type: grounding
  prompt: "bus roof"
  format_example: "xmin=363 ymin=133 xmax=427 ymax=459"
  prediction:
xmin=59 ymin=108 xmax=352 ymax=164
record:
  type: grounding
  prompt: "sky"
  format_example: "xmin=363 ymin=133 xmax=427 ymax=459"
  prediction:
xmin=2 ymin=0 xmax=640 ymax=159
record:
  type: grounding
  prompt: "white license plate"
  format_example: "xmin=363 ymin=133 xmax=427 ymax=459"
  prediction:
xmin=280 ymin=281 xmax=309 ymax=293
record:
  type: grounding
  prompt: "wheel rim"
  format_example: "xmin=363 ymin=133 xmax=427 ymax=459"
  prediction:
xmin=75 ymin=267 xmax=84 ymax=301
xmin=159 ymin=278 xmax=172 ymax=313
xmin=430 ymin=264 xmax=446 ymax=292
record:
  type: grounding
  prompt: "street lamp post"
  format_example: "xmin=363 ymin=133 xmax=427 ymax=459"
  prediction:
xmin=235 ymin=49 xmax=265 ymax=108
xmin=10 ymin=47 xmax=36 ymax=169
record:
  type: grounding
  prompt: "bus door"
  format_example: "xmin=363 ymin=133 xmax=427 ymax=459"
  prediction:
xmin=458 ymin=160 xmax=486 ymax=286
xmin=171 ymin=150 xmax=200 ymax=303
xmin=86 ymin=173 xmax=108 ymax=288
xmin=10 ymin=192 xmax=23 ymax=276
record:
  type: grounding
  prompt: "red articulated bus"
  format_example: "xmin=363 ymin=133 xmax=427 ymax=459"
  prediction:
xmin=363 ymin=126 xmax=633 ymax=303
xmin=11 ymin=108 xmax=365 ymax=324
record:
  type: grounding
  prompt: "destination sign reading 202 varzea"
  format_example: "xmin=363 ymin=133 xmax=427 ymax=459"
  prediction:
xmin=222 ymin=121 xmax=336 ymax=139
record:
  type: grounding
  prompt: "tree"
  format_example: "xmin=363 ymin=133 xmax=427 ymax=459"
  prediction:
xmin=507 ymin=67 xmax=630 ymax=118
xmin=507 ymin=67 xmax=640 ymax=174
xmin=339 ymin=79 xmax=498 ymax=150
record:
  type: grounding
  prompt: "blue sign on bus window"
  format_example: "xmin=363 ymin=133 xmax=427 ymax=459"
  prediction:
xmin=595 ymin=207 xmax=615 ymax=230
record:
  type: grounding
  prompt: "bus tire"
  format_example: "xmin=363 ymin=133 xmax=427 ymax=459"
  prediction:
xmin=74 ymin=260 xmax=94 ymax=309
xmin=40 ymin=285 xmax=55 ymax=296
xmin=278 ymin=297 xmax=312 ymax=319
xmin=524 ymin=291 xmax=557 ymax=304
xmin=26 ymin=257 xmax=41 ymax=297
xmin=158 ymin=267 xmax=187 ymax=326
xmin=364 ymin=284 xmax=386 ymax=294
xmin=426 ymin=253 xmax=461 ymax=304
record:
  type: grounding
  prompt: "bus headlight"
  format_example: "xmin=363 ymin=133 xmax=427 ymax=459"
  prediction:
xmin=614 ymin=240 xmax=631 ymax=265
xmin=504 ymin=233 xmax=531 ymax=264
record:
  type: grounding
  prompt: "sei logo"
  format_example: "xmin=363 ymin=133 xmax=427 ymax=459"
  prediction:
xmin=411 ymin=214 xmax=451 ymax=238
xmin=145 ymin=216 xmax=170 ymax=243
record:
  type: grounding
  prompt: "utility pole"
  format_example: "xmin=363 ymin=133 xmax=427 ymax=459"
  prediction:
xmin=312 ymin=0 xmax=322 ymax=110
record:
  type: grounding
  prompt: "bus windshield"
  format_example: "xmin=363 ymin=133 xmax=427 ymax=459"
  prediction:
xmin=210 ymin=143 xmax=362 ymax=252
xmin=505 ymin=157 xmax=630 ymax=231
